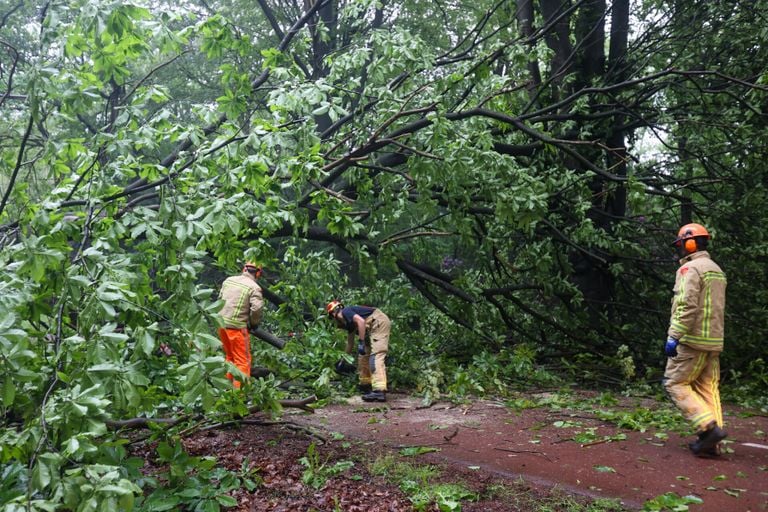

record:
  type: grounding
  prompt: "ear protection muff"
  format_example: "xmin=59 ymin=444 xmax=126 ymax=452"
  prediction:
xmin=678 ymin=228 xmax=698 ymax=253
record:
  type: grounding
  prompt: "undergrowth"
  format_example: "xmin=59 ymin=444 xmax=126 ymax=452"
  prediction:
xmin=485 ymin=481 xmax=626 ymax=511
xmin=368 ymin=454 xmax=628 ymax=512
xmin=369 ymin=455 xmax=473 ymax=511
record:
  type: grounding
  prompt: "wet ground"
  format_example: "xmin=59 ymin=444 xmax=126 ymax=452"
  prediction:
xmin=290 ymin=391 xmax=768 ymax=511
xmin=153 ymin=390 xmax=768 ymax=511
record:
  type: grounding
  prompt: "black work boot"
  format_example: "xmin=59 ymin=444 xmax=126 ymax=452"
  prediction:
xmin=688 ymin=436 xmax=717 ymax=457
xmin=357 ymin=383 xmax=372 ymax=393
xmin=362 ymin=390 xmax=386 ymax=402
xmin=689 ymin=422 xmax=727 ymax=457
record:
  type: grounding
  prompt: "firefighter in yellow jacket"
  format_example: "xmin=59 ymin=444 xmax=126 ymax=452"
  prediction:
xmin=217 ymin=262 xmax=264 ymax=388
xmin=663 ymin=223 xmax=727 ymax=456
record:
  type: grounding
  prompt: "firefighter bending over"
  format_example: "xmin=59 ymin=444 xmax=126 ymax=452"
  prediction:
xmin=327 ymin=300 xmax=390 ymax=402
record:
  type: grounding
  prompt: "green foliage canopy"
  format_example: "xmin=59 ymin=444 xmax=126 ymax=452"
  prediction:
xmin=1 ymin=0 xmax=767 ymax=508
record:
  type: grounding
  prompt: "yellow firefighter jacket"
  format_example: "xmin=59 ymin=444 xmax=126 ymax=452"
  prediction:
xmin=218 ymin=273 xmax=264 ymax=329
xmin=668 ymin=251 xmax=726 ymax=352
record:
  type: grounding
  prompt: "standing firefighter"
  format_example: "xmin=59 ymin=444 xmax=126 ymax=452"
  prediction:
xmin=217 ymin=262 xmax=264 ymax=388
xmin=327 ymin=300 xmax=390 ymax=402
xmin=663 ymin=223 xmax=727 ymax=456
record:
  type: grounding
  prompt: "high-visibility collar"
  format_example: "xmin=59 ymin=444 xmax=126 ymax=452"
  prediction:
xmin=679 ymin=250 xmax=710 ymax=265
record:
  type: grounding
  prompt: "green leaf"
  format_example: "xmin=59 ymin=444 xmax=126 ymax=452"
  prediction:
xmin=31 ymin=453 xmax=62 ymax=492
xmin=142 ymin=494 xmax=181 ymax=511
xmin=177 ymin=487 xmax=201 ymax=498
xmin=135 ymin=328 xmax=156 ymax=356
xmin=399 ymin=446 xmax=440 ymax=457
xmin=3 ymin=378 xmax=16 ymax=406
xmin=199 ymin=498 xmax=221 ymax=512
xmin=88 ymin=363 xmax=120 ymax=374
xmin=215 ymin=495 xmax=238 ymax=507
xmin=63 ymin=436 xmax=80 ymax=456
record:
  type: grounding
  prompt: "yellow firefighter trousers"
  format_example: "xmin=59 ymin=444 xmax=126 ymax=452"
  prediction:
xmin=357 ymin=309 xmax=390 ymax=391
xmin=663 ymin=343 xmax=723 ymax=432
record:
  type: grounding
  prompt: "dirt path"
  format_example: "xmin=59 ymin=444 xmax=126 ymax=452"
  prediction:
xmin=291 ymin=392 xmax=768 ymax=511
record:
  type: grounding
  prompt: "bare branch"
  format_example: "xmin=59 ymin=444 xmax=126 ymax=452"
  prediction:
xmin=105 ymin=395 xmax=317 ymax=430
xmin=379 ymin=230 xmax=452 ymax=247
xmin=0 ymin=40 xmax=20 ymax=109
xmin=0 ymin=1 xmax=23 ymax=31
xmin=0 ymin=114 xmax=34 ymax=217
xmin=122 ymin=51 xmax=190 ymax=104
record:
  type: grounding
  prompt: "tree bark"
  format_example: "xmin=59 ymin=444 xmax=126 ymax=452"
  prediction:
xmin=539 ymin=0 xmax=574 ymax=92
xmin=516 ymin=0 xmax=543 ymax=97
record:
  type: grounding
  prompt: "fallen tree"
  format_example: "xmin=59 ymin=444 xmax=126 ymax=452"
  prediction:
xmin=105 ymin=395 xmax=317 ymax=431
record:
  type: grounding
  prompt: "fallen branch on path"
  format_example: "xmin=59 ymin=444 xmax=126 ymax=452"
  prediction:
xmin=580 ymin=438 xmax=612 ymax=448
xmin=106 ymin=395 xmax=317 ymax=430
xmin=551 ymin=436 xmax=619 ymax=447
xmin=548 ymin=412 xmax=601 ymax=422
xmin=273 ymin=395 xmax=317 ymax=413
xmin=105 ymin=417 xmax=181 ymax=429
xmin=493 ymin=447 xmax=553 ymax=462
xmin=201 ymin=418 xmax=329 ymax=444
xmin=443 ymin=427 xmax=459 ymax=442
xmin=390 ymin=443 xmax=447 ymax=449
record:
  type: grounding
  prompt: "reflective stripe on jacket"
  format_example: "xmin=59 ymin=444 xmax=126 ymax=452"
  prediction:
xmin=668 ymin=251 xmax=726 ymax=352
xmin=218 ymin=273 xmax=263 ymax=329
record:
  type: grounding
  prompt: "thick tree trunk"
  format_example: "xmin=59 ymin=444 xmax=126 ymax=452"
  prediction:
xmin=574 ymin=0 xmax=606 ymax=89
xmin=539 ymin=0 xmax=574 ymax=95
xmin=517 ymin=0 xmax=543 ymax=97
xmin=606 ymin=0 xmax=630 ymax=220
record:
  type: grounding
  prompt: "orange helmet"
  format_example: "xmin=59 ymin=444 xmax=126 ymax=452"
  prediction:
xmin=326 ymin=300 xmax=343 ymax=317
xmin=672 ymin=223 xmax=710 ymax=253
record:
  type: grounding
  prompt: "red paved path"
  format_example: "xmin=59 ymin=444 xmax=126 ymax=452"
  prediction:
xmin=293 ymin=393 xmax=768 ymax=511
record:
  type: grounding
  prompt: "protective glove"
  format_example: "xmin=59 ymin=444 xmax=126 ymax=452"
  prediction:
xmin=664 ymin=337 xmax=679 ymax=357
xmin=357 ymin=340 xmax=366 ymax=355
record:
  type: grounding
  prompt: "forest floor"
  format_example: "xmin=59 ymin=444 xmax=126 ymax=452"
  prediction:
xmin=167 ymin=390 xmax=768 ymax=511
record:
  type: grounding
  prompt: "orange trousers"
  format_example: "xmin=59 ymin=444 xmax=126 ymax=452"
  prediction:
xmin=218 ymin=328 xmax=252 ymax=388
